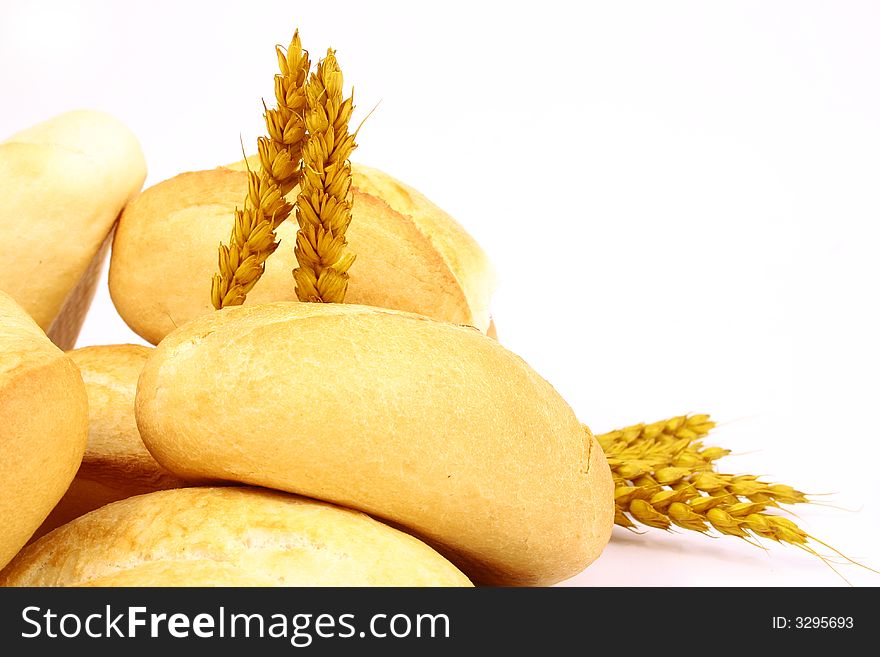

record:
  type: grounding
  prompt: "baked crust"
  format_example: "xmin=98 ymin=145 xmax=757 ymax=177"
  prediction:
xmin=0 ymin=111 xmax=146 ymax=348
xmin=109 ymin=162 xmax=494 ymax=345
xmin=0 ymin=291 xmax=89 ymax=568
xmin=32 ymin=344 xmax=187 ymax=539
xmin=135 ymin=302 xmax=614 ymax=585
xmin=1 ymin=487 xmax=473 ymax=587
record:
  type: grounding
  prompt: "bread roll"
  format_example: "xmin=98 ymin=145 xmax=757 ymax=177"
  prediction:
xmin=0 ymin=487 xmax=472 ymax=587
xmin=33 ymin=344 xmax=187 ymax=539
xmin=135 ymin=303 xmax=614 ymax=586
xmin=0 ymin=110 xmax=146 ymax=348
xmin=109 ymin=162 xmax=494 ymax=345
xmin=0 ymin=291 xmax=89 ymax=568
xmin=348 ymin=163 xmax=495 ymax=329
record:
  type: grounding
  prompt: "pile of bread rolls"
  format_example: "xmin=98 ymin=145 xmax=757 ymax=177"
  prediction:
xmin=0 ymin=112 xmax=613 ymax=587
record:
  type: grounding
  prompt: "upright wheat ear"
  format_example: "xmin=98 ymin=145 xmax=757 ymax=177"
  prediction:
xmin=211 ymin=31 xmax=311 ymax=309
xmin=293 ymin=49 xmax=357 ymax=303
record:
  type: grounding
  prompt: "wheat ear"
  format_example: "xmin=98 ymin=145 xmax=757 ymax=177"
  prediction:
xmin=597 ymin=416 xmax=811 ymax=543
xmin=211 ymin=31 xmax=311 ymax=309
xmin=292 ymin=48 xmax=357 ymax=303
xmin=598 ymin=417 xmax=880 ymax=577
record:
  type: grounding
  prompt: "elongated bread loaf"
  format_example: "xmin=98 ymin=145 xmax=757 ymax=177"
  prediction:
xmin=109 ymin=162 xmax=494 ymax=345
xmin=0 ymin=291 xmax=89 ymax=568
xmin=0 ymin=110 xmax=146 ymax=348
xmin=0 ymin=487 xmax=472 ymax=587
xmin=33 ymin=344 xmax=187 ymax=539
xmin=136 ymin=303 xmax=614 ymax=585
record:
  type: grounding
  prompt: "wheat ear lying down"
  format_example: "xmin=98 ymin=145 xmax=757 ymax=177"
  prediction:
xmin=210 ymin=31 xmax=310 ymax=309
xmin=596 ymin=415 xmax=871 ymax=577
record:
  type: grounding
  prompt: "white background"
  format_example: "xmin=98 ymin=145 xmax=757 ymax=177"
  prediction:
xmin=1 ymin=1 xmax=878 ymax=586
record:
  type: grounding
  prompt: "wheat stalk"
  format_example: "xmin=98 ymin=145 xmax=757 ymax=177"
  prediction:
xmin=598 ymin=414 xmax=717 ymax=449
xmin=616 ymin=482 xmax=815 ymax=551
xmin=598 ymin=415 xmax=806 ymax=505
xmin=598 ymin=414 xmax=726 ymax=471
xmin=597 ymin=415 xmax=813 ymax=550
xmin=292 ymin=49 xmax=357 ymax=303
xmin=598 ymin=416 xmax=880 ymax=583
xmin=211 ymin=31 xmax=311 ymax=309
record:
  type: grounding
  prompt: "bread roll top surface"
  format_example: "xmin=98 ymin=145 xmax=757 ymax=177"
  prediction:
xmin=349 ymin=164 xmax=496 ymax=332
xmin=0 ymin=110 xmax=146 ymax=332
xmin=109 ymin=161 xmax=493 ymax=345
xmin=0 ymin=291 xmax=89 ymax=568
xmin=0 ymin=291 xmax=61 ymax=380
xmin=136 ymin=302 xmax=614 ymax=585
xmin=0 ymin=487 xmax=472 ymax=587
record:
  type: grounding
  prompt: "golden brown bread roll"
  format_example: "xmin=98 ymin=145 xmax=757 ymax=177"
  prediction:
xmin=0 ymin=487 xmax=472 ymax=587
xmin=347 ymin=163 xmax=495 ymax=328
xmin=0 ymin=110 xmax=146 ymax=348
xmin=33 ymin=344 xmax=187 ymax=539
xmin=108 ymin=162 xmax=494 ymax=345
xmin=0 ymin=291 xmax=89 ymax=568
xmin=135 ymin=302 xmax=614 ymax=586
